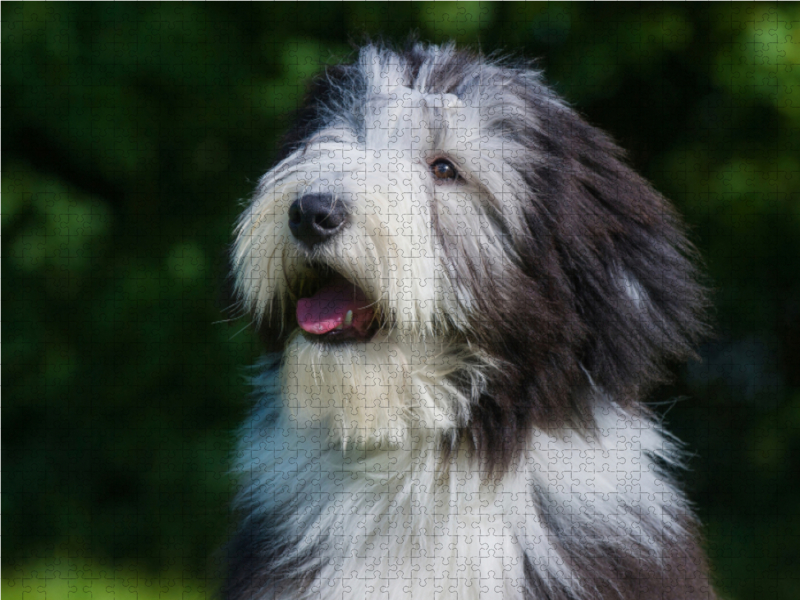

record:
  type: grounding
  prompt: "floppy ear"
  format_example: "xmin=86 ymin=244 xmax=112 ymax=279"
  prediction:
xmin=531 ymin=103 xmax=709 ymax=400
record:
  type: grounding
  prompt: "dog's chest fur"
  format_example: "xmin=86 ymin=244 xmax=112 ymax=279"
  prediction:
xmin=230 ymin=375 xmax=689 ymax=600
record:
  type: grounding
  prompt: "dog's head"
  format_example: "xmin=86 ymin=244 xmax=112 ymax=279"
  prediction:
xmin=232 ymin=42 xmax=706 ymax=461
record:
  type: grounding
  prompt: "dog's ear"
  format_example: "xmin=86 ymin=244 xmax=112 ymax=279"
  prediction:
xmin=529 ymin=105 xmax=709 ymax=399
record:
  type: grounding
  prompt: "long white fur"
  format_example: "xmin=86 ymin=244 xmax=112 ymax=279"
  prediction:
xmin=237 ymin=364 xmax=684 ymax=600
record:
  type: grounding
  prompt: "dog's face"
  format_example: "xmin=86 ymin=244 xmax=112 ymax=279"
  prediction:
xmin=232 ymin=43 xmax=706 ymax=458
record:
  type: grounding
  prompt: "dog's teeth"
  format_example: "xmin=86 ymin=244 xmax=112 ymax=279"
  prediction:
xmin=344 ymin=310 xmax=353 ymax=326
xmin=335 ymin=323 xmax=344 ymax=330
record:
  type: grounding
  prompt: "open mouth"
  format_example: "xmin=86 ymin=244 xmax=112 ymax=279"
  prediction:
xmin=292 ymin=267 xmax=380 ymax=343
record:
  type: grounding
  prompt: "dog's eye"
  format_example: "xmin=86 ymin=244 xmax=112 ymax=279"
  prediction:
xmin=431 ymin=159 xmax=458 ymax=181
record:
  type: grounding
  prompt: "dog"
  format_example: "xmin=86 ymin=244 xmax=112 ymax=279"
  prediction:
xmin=223 ymin=41 xmax=716 ymax=600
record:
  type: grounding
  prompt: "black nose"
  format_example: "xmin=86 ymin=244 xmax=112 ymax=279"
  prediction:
xmin=288 ymin=194 xmax=346 ymax=246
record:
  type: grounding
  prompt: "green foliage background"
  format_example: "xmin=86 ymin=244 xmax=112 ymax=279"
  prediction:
xmin=4 ymin=3 xmax=800 ymax=599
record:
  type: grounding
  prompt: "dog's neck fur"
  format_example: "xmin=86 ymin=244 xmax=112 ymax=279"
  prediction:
xmin=226 ymin=358 xmax=711 ymax=600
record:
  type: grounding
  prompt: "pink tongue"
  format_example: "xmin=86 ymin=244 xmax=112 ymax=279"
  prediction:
xmin=296 ymin=278 xmax=374 ymax=335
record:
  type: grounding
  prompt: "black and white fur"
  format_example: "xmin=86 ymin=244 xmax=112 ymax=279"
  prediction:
xmin=224 ymin=42 xmax=715 ymax=600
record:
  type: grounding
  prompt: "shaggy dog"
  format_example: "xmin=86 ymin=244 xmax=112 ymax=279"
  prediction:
xmin=224 ymin=42 xmax=716 ymax=600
